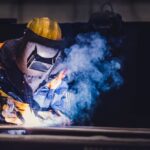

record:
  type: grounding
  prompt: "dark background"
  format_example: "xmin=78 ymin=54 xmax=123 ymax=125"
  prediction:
xmin=0 ymin=0 xmax=149 ymax=23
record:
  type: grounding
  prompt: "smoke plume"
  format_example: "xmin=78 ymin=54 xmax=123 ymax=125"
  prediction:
xmin=62 ymin=32 xmax=123 ymax=123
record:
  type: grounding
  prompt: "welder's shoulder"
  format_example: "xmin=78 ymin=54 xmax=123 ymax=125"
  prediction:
xmin=0 ymin=38 xmax=22 ymax=66
xmin=0 ymin=38 xmax=22 ymax=51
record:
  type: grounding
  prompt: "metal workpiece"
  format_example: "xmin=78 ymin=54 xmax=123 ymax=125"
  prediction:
xmin=0 ymin=126 xmax=150 ymax=149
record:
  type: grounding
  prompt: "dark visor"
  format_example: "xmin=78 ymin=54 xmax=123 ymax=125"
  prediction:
xmin=27 ymin=46 xmax=60 ymax=72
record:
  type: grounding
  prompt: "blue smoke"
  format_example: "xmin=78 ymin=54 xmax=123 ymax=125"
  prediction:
xmin=63 ymin=32 xmax=123 ymax=123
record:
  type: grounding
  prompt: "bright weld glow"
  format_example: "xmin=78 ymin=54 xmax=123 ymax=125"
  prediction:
xmin=22 ymin=109 xmax=70 ymax=127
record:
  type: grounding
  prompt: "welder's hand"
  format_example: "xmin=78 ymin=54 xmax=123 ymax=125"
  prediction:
xmin=55 ymin=110 xmax=71 ymax=126
xmin=37 ymin=110 xmax=71 ymax=126
xmin=1 ymin=96 xmax=29 ymax=125
xmin=2 ymin=103 xmax=23 ymax=125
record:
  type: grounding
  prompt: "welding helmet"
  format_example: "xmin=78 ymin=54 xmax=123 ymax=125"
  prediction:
xmin=16 ymin=17 xmax=65 ymax=77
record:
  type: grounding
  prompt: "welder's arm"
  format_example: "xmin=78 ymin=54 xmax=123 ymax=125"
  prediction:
xmin=33 ymin=70 xmax=71 ymax=125
xmin=0 ymin=89 xmax=70 ymax=126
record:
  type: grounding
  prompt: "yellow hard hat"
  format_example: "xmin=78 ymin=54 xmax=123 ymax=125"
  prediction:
xmin=27 ymin=17 xmax=62 ymax=40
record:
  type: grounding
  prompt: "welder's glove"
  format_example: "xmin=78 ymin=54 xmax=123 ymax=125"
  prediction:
xmin=0 ymin=90 xmax=37 ymax=125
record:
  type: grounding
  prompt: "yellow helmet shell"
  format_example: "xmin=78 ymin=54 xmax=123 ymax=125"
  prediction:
xmin=27 ymin=17 xmax=62 ymax=40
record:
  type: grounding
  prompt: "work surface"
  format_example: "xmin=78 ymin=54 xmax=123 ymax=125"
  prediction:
xmin=0 ymin=125 xmax=150 ymax=149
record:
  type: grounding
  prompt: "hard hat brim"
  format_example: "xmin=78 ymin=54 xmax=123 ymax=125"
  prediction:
xmin=24 ymin=29 xmax=67 ymax=50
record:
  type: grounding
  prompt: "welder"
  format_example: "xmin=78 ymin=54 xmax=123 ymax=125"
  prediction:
xmin=0 ymin=17 xmax=71 ymax=126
